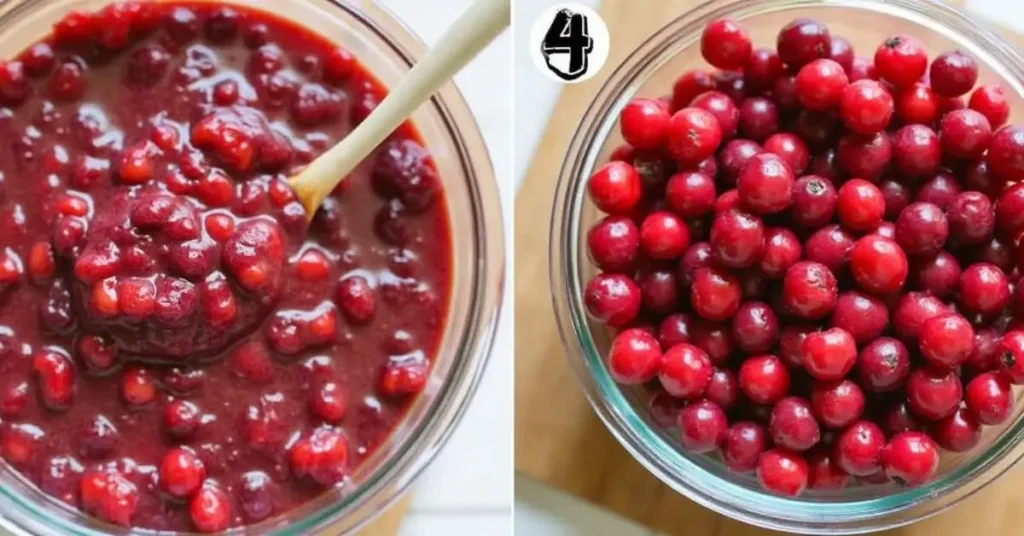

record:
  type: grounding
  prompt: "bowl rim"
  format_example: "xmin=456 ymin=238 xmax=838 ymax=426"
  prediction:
xmin=0 ymin=1 xmax=506 ymax=535
xmin=550 ymin=0 xmax=1024 ymax=533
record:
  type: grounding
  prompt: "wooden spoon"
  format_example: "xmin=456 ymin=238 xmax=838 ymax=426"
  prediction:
xmin=289 ymin=0 xmax=510 ymax=217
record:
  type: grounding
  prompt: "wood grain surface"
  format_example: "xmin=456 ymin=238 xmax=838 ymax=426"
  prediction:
xmin=514 ymin=1 xmax=1024 ymax=534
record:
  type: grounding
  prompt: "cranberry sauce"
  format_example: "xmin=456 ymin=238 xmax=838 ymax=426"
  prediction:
xmin=0 ymin=1 xmax=451 ymax=531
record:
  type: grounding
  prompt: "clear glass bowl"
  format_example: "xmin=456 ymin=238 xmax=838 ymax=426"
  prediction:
xmin=551 ymin=0 xmax=1024 ymax=533
xmin=0 ymin=1 xmax=504 ymax=534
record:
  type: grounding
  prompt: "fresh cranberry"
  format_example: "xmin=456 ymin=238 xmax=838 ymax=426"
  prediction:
xmin=856 ymin=337 xmax=910 ymax=393
xmin=834 ymin=420 xmax=885 ymax=476
xmin=637 ymin=268 xmax=678 ymax=315
xmin=607 ymin=328 xmax=661 ymax=384
xmin=666 ymin=107 xmax=722 ymax=166
xmin=836 ymin=131 xmax=892 ymax=181
xmin=701 ymin=18 xmax=752 ymax=70
xmin=880 ymin=432 xmax=939 ymax=487
xmin=999 ymin=330 xmax=1024 ymax=384
xmin=959 ymin=262 xmax=1009 ymax=315
xmin=691 ymin=91 xmax=740 ymax=139
xmin=758 ymin=228 xmax=801 ymax=278
xmin=996 ymin=181 xmax=1024 ymax=236
xmin=713 ymin=70 xmax=747 ymax=103
xmin=721 ymin=421 xmax=767 ymax=472
xmin=892 ymin=124 xmax=941 ymax=178
xmin=121 ymin=367 xmax=155 ymax=406
xmin=160 ymin=447 xmax=206 ymax=498
xmin=803 ymin=225 xmax=856 ymax=273
xmin=930 ymin=50 xmax=978 ymax=97
xmin=782 ymin=261 xmax=838 ymax=319
xmin=730 ymin=300 xmax=778 ymax=355
xmin=776 ymin=18 xmax=831 ymax=68
xmin=164 ymin=400 xmax=201 ymax=439
xmin=895 ymin=202 xmax=948 ymax=257
xmin=718 ymin=139 xmax=762 ymax=184
xmin=677 ymin=399 xmax=728 ymax=453
xmin=839 ymin=80 xmax=893 ymax=134
xmin=289 ymin=426 xmax=349 ymax=486
xmin=895 ymin=83 xmax=939 ymax=124
xmin=190 ymin=483 xmax=231 ymax=533
xmin=918 ymin=313 xmax=974 ymax=368
xmin=738 ymin=97 xmax=779 ymax=142
xmin=744 ymin=48 xmax=783 ymax=93
xmin=850 ymin=235 xmax=908 ymax=295
xmin=762 ymin=133 xmax=809 ymax=175
xmin=736 ymin=153 xmax=794 ymax=214
xmin=831 ymin=291 xmax=888 ymax=344
xmin=932 ymin=407 xmax=981 ymax=452
xmin=739 ymin=354 xmax=790 ymax=405
xmin=705 ymin=367 xmax=740 ymax=410
xmin=691 ymin=322 xmax=734 ymax=365
xmin=940 ymin=109 xmax=992 ymax=159
xmin=807 ymin=449 xmax=850 ymax=490
xmin=795 ymin=59 xmax=848 ymax=112
xmin=587 ymin=161 xmax=641 ymax=215
xmin=665 ymin=171 xmax=715 ymax=218
xmin=677 ymin=242 xmax=712 ymax=286
xmin=584 ymin=274 xmax=641 ymax=327
xmin=892 ymin=292 xmax=948 ymax=341
xmin=966 ymin=327 xmax=1002 ymax=373
xmin=657 ymin=343 xmax=712 ymax=400
xmin=964 ymin=371 xmax=1013 ymax=425
xmin=79 ymin=469 xmax=138 ymax=526
xmin=810 ymin=380 xmax=864 ymax=429
xmin=691 ymin=267 xmax=742 ymax=322
xmin=789 ymin=175 xmax=837 ymax=228
xmin=914 ymin=170 xmax=959 ymax=209
xmin=969 ymin=84 xmax=1010 ymax=127
xmin=801 ymin=327 xmax=857 ymax=381
xmin=946 ymin=192 xmax=994 ymax=246
xmin=793 ymin=110 xmax=842 ymax=150
xmin=640 ymin=211 xmax=690 ymax=260
xmin=773 ymin=75 xmax=801 ymax=115
xmin=587 ymin=216 xmax=640 ymax=273
xmin=874 ymin=35 xmax=928 ymax=88
xmin=848 ymin=56 xmax=877 ymax=81
xmin=32 ymin=348 xmax=75 ymax=410
xmin=906 ymin=366 xmax=962 ymax=420
xmin=620 ymin=98 xmax=670 ymax=150
xmin=656 ymin=313 xmax=695 ymax=350
xmin=671 ymin=69 xmax=716 ymax=110
xmin=986 ymin=125 xmax=1024 ymax=183
xmin=836 ymin=179 xmax=884 ymax=232
xmin=769 ymin=396 xmax=820 ymax=451
xmin=757 ymin=449 xmax=809 ymax=497
xmin=913 ymin=250 xmax=961 ymax=298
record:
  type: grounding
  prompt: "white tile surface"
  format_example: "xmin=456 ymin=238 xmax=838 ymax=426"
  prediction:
xmin=378 ymin=0 xmax=513 ymax=533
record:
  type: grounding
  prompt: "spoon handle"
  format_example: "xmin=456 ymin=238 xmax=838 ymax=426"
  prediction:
xmin=291 ymin=0 xmax=510 ymax=216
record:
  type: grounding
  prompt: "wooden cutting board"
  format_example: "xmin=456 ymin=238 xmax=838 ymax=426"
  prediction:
xmin=514 ymin=1 xmax=1024 ymax=535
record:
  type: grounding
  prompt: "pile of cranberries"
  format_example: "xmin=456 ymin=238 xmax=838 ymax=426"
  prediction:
xmin=585 ymin=16 xmax=1024 ymax=496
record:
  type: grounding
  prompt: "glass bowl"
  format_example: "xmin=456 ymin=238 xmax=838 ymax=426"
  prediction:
xmin=0 ymin=0 xmax=504 ymax=534
xmin=551 ymin=0 xmax=1024 ymax=533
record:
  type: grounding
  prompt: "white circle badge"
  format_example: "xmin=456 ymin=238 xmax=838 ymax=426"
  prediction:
xmin=529 ymin=3 xmax=610 ymax=84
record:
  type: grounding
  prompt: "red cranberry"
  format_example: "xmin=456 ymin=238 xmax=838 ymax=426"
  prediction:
xmin=930 ymin=50 xmax=978 ymax=97
xmin=893 ymin=292 xmax=948 ymax=341
xmin=587 ymin=216 xmax=640 ymax=273
xmin=834 ymin=420 xmax=885 ymax=476
xmin=691 ymin=322 xmax=734 ymax=365
xmin=802 ymin=225 xmax=854 ymax=274
xmin=839 ymin=80 xmax=893 ymax=134
xmin=769 ymin=396 xmax=820 ymax=451
xmin=895 ymin=202 xmax=948 ymax=257
xmin=584 ymin=274 xmax=641 ymax=327
xmin=713 ymin=70 xmax=747 ymax=103
xmin=829 ymin=35 xmax=854 ymax=72
xmin=836 ymin=179 xmax=884 ymax=232
xmin=310 ymin=381 xmax=346 ymax=423
xmin=757 ymin=449 xmax=809 ymax=497
xmin=677 ymin=399 xmax=728 ymax=453
xmin=807 ymin=449 xmax=850 ymax=490
xmin=896 ymin=83 xmax=940 ymax=124
xmin=986 ymin=125 xmax=1024 ymax=183
xmin=918 ymin=313 xmax=974 ymax=368
xmin=190 ymin=483 xmax=231 ymax=533
xmin=966 ymin=327 xmax=1002 ymax=373
xmin=736 ymin=153 xmax=794 ymax=215
xmin=657 ymin=313 xmax=695 ymax=350
xmin=758 ymin=227 xmax=801 ymax=278
xmin=914 ymin=251 xmax=961 ymax=298
xmin=790 ymin=175 xmax=837 ymax=228
xmin=969 ymin=84 xmax=1009 ymax=127
xmin=671 ymin=69 xmax=716 ymax=110
xmin=913 ymin=171 xmax=959 ymax=214
xmin=811 ymin=380 xmax=864 ymax=429
xmin=996 ymin=181 xmax=1024 ymax=236
xmin=744 ymin=48 xmax=783 ymax=93
xmin=730 ymin=300 xmax=778 ymax=354
xmin=32 ymin=348 xmax=74 ymax=410
xmin=620 ymin=98 xmax=670 ymax=150
xmin=932 ymin=407 xmax=981 ymax=452
xmin=587 ymin=161 xmax=642 ymax=215
xmin=691 ymin=91 xmax=740 ymax=138
xmin=701 ymin=18 xmax=752 ymax=70
xmin=718 ymin=139 xmax=762 ymax=184
xmin=959 ymin=262 xmax=1009 ymax=315
xmin=831 ymin=291 xmax=888 ymax=343
xmin=640 ymin=211 xmax=690 ymax=260
xmin=778 ymin=324 xmax=815 ymax=367
xmin=782 ymin=261 xmax=838 ymax=319
xmin=802 ymin=327 xmax=857 ymax=381
xmin=795 ymin=59 xmax=848 ymax=112
xmin=289 ymin=426 xmax=349 ymax=486
xmin=657 ymin=343 xmax=712 ymax=400
xmin=776 ymin=18 xmax=831 ymax=68
xmin=856 ymin=337 xmax=910 ymax=393
xmin=666 ymin=107 xmax=722 ymax=166
xmin=892 ymin=124 xmax=941 ymax=178
xmin=874 ymin=35 xmax=928 ymax=88
xmin=906 ymin=366 xmax=962 ymax=420
xmin=762 ymin=133 xmax=809 ymax=175
xmin=964 ymin=371 xmax=1013 ymax=425
xmin=880 ymin=432 xmax=939 ymax=487
xmin=677 ymin=241 xmax=712 ymax=285
xmin=121 ymin=367 xmax=155 ymax=406
xmin=940 ymin=109 xmax=992 ymax=159
xmin=607 ymin=328 xmax=661 ymax=384
xmin=738 ymin=97 xmax=779 ymax=142
xmin=637 ymin=268 xmax=678 ymax=315
xmin=706 ymin=367 xmax=739 ymax=410
xmin=160 ymin=447 xmax=206 ymax=498
xmin=999 ymin=330 xmax=1024 ymax=384
xmin=665 ymin=171 xmax=716 ymax=218
xmin=164 ymin=400 xmax=201 ymax=439
xmin=710 ymin=209 xmax=765 ymax=269
xmin=792 ymin=110 xmax=842 ymax=150
xmin=739 ymin=354 xmax=790 ymax=405
xmin=848 ymin=56 xmax=877 ymax=81
xmin=836 ymin=131 xmax=891 ymax=181
xmin=691 ymin=267 xmax=742 ymax=321
xmin=721 ymin=421 xmax=767 ymax=472
xmin=79 ymin=469 xmax=138 ymax=526
xmin=946 ymin=192 xmax=994 ymax=246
